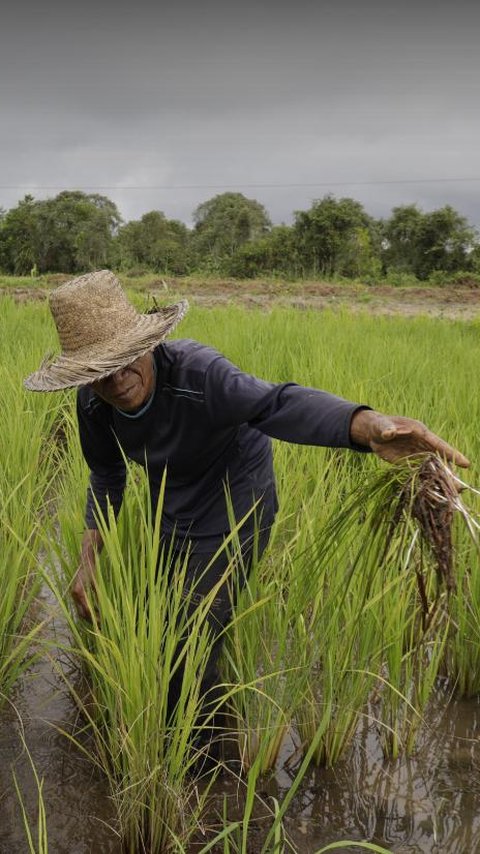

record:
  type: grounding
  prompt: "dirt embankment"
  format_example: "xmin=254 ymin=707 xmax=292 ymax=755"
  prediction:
xmin=3 ymin=277 xmax=480 ymax=320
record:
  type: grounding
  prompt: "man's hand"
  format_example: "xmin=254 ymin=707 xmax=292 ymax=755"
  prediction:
xmin=71 ymin=528 xmax=103 ymax=622
xmin=350 ymin=409 xmax=470 ymax=468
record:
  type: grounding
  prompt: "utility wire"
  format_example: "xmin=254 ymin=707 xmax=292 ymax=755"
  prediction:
xmin=1 ymin=177 xmax=480 ymax=191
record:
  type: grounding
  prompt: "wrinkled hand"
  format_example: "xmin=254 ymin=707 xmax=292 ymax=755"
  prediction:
xmin=71 ymin=561 xmax=98 ymax=623
xmin=71 ymin=528 xmax=103 ymax=623
xmin=350 ymin=410 xmax=470 ymax=468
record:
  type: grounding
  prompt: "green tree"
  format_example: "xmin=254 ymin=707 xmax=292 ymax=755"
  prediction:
xmin=383 ymin=204 xmax=477 ymax=279
xmin=0 ymin=195 xmax=40 ymax=274
xmin=0 ymin=191 xmax=121 ymax=274
xmin=337 ymin=225 xmax=383 ymax=279
xmin=191 ymin=192 xmax=271 ymax=271
xmin=114 ymin=211 xmax=190 ymax=274
xmin=293 ymin=195 xmax=376 ymax=277
xmin=382 ymin=205 xmax=428 ymax=276
xmin=228 ymin=225 xmax=298 ymax=278
xmin=37 ymin=191 xmax=121 ymax=272
xmin=417 ymin=206 xmax=476 ymax=278
xmin=470 ymin=243 xmax=480 ymax=274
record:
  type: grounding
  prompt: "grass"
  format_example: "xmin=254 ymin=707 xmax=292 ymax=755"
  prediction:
xmin=0 ymin=299 xmax=65 ymax=701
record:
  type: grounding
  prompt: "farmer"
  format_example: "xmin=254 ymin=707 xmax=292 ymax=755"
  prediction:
xmin=24 ymin=270 xmax=468 ymax=752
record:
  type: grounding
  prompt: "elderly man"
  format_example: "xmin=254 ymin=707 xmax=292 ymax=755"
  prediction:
xmin=25 ymin=270 xmax=468 ymax=753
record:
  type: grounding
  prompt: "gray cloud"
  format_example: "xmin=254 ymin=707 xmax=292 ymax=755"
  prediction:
xmin=1 ymin=0 xmax=479 ymax=228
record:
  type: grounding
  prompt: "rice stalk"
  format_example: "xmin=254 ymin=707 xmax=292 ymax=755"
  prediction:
xmin=12 ymin=743 xmax=49 ymax=854
xmin=222 ymin=540 xmax=308 ymax=774
xmin=0 ymin=309 xmax=65 ymax=701
xmin=294 ymin=453 xmax=480 ymax=762
xmin=46 ymin=436 xmax=275 ymax=852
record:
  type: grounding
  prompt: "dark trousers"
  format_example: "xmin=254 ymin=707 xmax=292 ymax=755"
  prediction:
xmin=165 ymin=525 xmax=272 ymax=754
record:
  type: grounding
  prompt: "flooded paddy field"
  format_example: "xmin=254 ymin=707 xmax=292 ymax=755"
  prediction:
xmin=2 ymin=296 xmax=480 ymax=853
xmin=2 ymin=609 xmax=479 ymax=853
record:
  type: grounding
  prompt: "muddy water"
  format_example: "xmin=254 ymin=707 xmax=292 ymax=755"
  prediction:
xmin=278 ymin=697 xmax=480 ymax=853
xmin=0 ymin=586 xmax=118 ymax=854
xmin=1 ymin=591 xmax=479 ymax=854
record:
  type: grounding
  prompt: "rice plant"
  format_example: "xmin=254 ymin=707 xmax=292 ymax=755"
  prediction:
xmin=442 ymin=476 xmax=480 ymax=696
xmin=222 ymin=538 xmax=309 ymax=774
xmin=289 ymin=526 xmax=374 ymax=764
xmin=45 ymin=419 xmax=268 ymax=851
xmin=0 ymin=298 xmax=64 ymax=701
xmin=12 ymin=738 xmax=49 ymax=854
xmin=293 ymin=454 xmax=480 ymax=761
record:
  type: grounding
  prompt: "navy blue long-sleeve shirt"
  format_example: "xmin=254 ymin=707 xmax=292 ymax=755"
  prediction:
xmin=77 ymin=339 xmax=368 ymax=550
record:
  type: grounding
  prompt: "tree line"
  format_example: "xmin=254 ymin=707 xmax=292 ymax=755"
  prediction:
xmin=0 ymin=190 xmax=479 ymax=281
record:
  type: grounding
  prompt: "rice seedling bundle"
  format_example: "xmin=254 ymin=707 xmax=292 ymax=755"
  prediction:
xmin=387 ymin=455 xmax=459 ymax=601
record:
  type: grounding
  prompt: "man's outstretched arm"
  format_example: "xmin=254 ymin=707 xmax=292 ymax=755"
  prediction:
xmin=349 ymin=410 xmax=470 ymax=467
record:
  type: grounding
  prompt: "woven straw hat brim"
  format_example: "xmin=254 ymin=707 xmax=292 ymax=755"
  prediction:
xmin=24 ymin=300 xmax=188 ymax=392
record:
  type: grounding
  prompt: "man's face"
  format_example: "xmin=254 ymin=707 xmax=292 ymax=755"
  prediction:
xmin=92 ymin=353 xmax=155 ymax=412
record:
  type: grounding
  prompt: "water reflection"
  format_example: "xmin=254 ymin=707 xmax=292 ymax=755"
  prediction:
xmin=275 ymin=696 xmax=480 ymax=853
xmin=0 ymin=588 xmax=118 ymax=854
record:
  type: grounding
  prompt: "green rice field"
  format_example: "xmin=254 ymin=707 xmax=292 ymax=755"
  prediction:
xmin=1 ymin=292 xmax=480 ymax=853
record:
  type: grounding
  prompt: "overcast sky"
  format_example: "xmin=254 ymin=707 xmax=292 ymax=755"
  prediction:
xmin=1 ymin=0 xmax=479 ymax=228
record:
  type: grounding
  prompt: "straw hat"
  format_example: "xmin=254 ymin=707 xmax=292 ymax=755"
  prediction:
xmin=24 ymin=270 xmax=188 ymax=392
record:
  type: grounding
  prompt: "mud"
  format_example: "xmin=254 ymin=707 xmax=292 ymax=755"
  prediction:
xmin=3 ymin=280 xmax=480 ymax=320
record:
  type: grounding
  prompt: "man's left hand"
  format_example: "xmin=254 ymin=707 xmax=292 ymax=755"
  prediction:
xmin=350 ymin=410 xmax=470 ymax=468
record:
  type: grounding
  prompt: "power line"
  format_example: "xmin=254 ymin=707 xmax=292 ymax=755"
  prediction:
xmin=1 ymin=177 xmax=480 ymax=191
